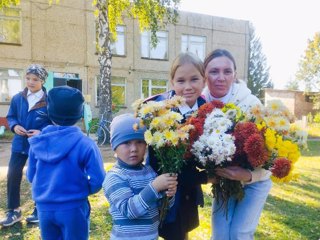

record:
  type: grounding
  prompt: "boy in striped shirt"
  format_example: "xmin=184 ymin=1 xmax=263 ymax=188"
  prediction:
xmin=103 ymin=114 xmax=177 ymax=240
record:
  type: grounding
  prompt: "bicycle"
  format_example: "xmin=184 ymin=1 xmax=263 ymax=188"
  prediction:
xmin=87 ymin=118 xmax=112 ymax=146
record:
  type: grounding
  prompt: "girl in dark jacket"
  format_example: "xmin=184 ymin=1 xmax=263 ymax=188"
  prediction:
xmin=145 ymin=53 xmax=209 ymax=240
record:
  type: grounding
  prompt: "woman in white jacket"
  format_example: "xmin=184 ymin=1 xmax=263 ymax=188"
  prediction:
xmin=202 ymin=49 xmax=272 ymax=240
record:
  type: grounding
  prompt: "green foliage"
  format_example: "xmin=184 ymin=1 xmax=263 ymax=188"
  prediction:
xmin=247 ymin=23 xmax=273 ymax=100
xmin=0 ymin=0 xmax=20 ymax=9
xmin=313 ymin=112 xmax=320 ymax=123
xmin=285 ymin=78 xmax=300 ymax=90
xmin=296 ymin=32 xmax=320 ymax=92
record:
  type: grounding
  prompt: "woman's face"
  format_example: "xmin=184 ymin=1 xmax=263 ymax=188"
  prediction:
xmin=171 ymin=63 xmax=205 ymax=107
xmin=205 ymin=56 xmax=236 ymax=98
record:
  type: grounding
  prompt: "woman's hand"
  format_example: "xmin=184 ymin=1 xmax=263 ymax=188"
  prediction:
xmin=215 ymin=166 xmax=252 ymax=182
xmin=14 ymin=125 xmax=27 ymax=136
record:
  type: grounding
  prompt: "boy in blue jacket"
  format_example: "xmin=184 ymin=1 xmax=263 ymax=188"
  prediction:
xmin=27 ymin=86 xmax=106 ymax=240
xmin=0 ymin=64 xmax=52 ymax=227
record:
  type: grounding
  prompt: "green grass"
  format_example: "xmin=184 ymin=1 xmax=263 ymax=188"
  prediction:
xmin=0 ymin=140 xmax=319 ymax=239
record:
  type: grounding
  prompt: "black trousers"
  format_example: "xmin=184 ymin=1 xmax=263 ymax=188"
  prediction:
xmin=7 ymin=152 xmax=28 ymax=210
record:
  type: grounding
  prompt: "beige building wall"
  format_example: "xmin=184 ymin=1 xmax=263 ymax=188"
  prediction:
xmin=0 ymin=0 xmax=250 ymax=118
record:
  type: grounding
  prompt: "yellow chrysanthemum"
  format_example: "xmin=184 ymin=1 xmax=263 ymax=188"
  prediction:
xmin=144 ymin=130 xmax=153 ymax=144
xmin=264 ymin=128 xmax=277 ymax=151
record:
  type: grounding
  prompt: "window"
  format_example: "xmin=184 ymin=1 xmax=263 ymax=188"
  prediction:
xmin=96 ymin=76 xmax=126 ymax=106
xmin=0 ymin=68 xmax=23 ymax=102
xmin=110 ymin=26 xmax=126 ymax=56
xmin=181 ymin=35 xmax=206 ymax=60
xmin=0 ymin=8 xmax=21 ymax=44
xmin=141 ymin=79 xmax=168 ymax=98
xmin=141 ymin=31 xmax=168 ymax=60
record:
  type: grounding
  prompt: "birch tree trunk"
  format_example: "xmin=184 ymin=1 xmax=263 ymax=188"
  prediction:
xmin=96 ymin=0 xmax=113 ymax=125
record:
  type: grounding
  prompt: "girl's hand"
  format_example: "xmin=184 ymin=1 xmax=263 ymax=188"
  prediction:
xmin=14 ymin=125 xmax=27 ymax=136
xmin=215 ymin=166 xmax=252 ymax=182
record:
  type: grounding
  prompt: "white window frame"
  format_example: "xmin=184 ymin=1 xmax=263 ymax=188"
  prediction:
xmin=110 ymin=25 xmax=126 ymax=56
xmin=0 ymin=68 xmax=24 ymax=103
xmin=141 ymin=31 xmax=168 ymax=60
xmin=181 ymin=34 xmax=206 ymax=61
xmin=95 ymin=76 xmax=126 ymax=106
xmin=0 ymin=7 xmax=22 ymax=44
xmin=141 ymin=79 xmax=168 ymax=99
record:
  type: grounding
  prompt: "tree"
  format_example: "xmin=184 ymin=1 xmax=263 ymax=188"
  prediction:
xmin=285 ymin=78 xmax=300 ymax=90
xmin=94 ymin=0 xmax=179 ymax=125
xmin=296 ymin=32 xmax=320 ymax=92
xmin=247 ymin=23 xmax=273 ymax=100
xmin=0 ymin=0 xmax=20 ymax=9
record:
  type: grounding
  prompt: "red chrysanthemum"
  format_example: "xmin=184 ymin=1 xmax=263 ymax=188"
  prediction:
xmin=243 ymin=133 xmax=269 ymax=167
xmin=234 ymin=122 xmax=260 ymax=155
xmin=271 ymin=157 xmax=291 ymax=178
xmin=197 ymin=100 xmax=224 ymax=118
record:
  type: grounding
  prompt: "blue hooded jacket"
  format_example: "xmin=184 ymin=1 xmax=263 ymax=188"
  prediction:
xmin=7 ymin=87 xmax=52 ymax=154
xmin=27 ymin=125 xmax=106 ymax=211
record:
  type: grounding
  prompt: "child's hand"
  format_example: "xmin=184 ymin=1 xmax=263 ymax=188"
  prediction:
xmin=14 ymin=125 xmax=27 ymax=136
xmin=152 ymin=173 xmax=178 ymax=194
xmin=26 ymin=129 xmax=41 ymax=137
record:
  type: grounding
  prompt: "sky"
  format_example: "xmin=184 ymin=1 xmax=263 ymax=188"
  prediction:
xmin=179 ymin=0 xmax=319 ymax=89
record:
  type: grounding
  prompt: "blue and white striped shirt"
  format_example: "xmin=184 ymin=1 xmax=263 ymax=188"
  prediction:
xmin=103 ymin=159 xmax=174 ymax=240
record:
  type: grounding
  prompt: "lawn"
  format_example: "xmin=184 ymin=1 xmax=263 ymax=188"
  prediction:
xmin=0 ymin=140 xmax=319 ymax=240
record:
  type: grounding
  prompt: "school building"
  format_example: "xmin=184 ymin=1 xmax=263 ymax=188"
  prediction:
xmin=0 ymin=0 xmax=250 ymax=124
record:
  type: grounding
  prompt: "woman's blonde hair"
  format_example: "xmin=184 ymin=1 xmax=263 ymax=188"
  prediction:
xmin=170 ymin=52 xmax=205 ymax=81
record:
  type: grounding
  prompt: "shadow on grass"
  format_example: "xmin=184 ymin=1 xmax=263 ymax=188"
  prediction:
xmin=257 ymin=194 xmax=320 ymax=240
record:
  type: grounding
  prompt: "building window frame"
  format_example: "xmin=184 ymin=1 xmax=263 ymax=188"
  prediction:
xmin=141 ymin=78 xmax=168 ymax=99
xmin=181 ymin=34 xmax=206 ymax=61
xmin=141 ymin=31 xmax=168 ymax=60
xmin=0 ymin=68 xmax=24 ymax=103
xmin=110 ymin=25 xmax=126 ymax=56
xmin=95 ymin=76 xmax=126 ymax=107
xmin=0 ymin=7 xmax=22 ymax=45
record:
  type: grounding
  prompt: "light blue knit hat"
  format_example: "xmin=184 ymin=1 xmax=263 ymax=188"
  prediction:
xmin=110 ymin=113 xmax=146 ymax=151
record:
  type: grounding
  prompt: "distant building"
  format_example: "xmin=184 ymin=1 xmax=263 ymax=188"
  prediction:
xmin=0 ymin=0 xmax=250 ymax=120
xmin=264 ymin=88 xmax=317 ymax=120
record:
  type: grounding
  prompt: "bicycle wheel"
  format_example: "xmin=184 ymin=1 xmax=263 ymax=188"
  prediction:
xmin=87 ymin=124 xmax=107 ymax=146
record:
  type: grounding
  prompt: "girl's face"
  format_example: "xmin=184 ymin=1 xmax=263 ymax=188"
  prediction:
xmin=171 ymin=63 xmax=205 ymax=107
xmin=115 ymin=140 xmax=147 ymax=166
xmin=26 ymin=73 xmax=43 ymax=93
xmin=205 ymin=56 xmax=236 ymax=98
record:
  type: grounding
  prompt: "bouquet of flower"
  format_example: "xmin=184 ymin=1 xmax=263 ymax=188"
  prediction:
xmin=186 ymin=100 xmax=245 ymax=209
xmin=132 ymin=95 xmax=194 ymax=224
xmin=238 ymin=99 xmax=308 ymax=183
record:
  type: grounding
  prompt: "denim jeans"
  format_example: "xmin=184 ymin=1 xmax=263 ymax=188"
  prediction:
xmin=38 ymin=201 xmax=90 ymax=240
xmin=212 ymin=179 xmax=272 ymax=240
xmin=7 ymin=152 xmax=28 ymax=210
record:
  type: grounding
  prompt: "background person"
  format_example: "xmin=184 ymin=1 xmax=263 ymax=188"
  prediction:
xmin=27 ymin=86 xmax=105 ymax=240
xmin=202 ymin=48 xmax=272 ymax=240
xmin=0 ymin=64 xmax=51 ymax=227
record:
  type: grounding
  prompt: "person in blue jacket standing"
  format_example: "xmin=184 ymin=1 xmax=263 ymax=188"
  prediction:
xmin=0 ymin=64 xmax=52 ymax=227
xmin=27 ymin=86 xmax=106 ymax=240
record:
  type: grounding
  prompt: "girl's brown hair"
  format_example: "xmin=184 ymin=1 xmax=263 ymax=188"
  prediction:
xmin=170 ymin=52 xmax=205 ymax=80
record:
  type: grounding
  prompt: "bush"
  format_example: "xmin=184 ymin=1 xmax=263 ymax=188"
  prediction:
xmin=314 ymin=112 xmax=320 ymax=124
